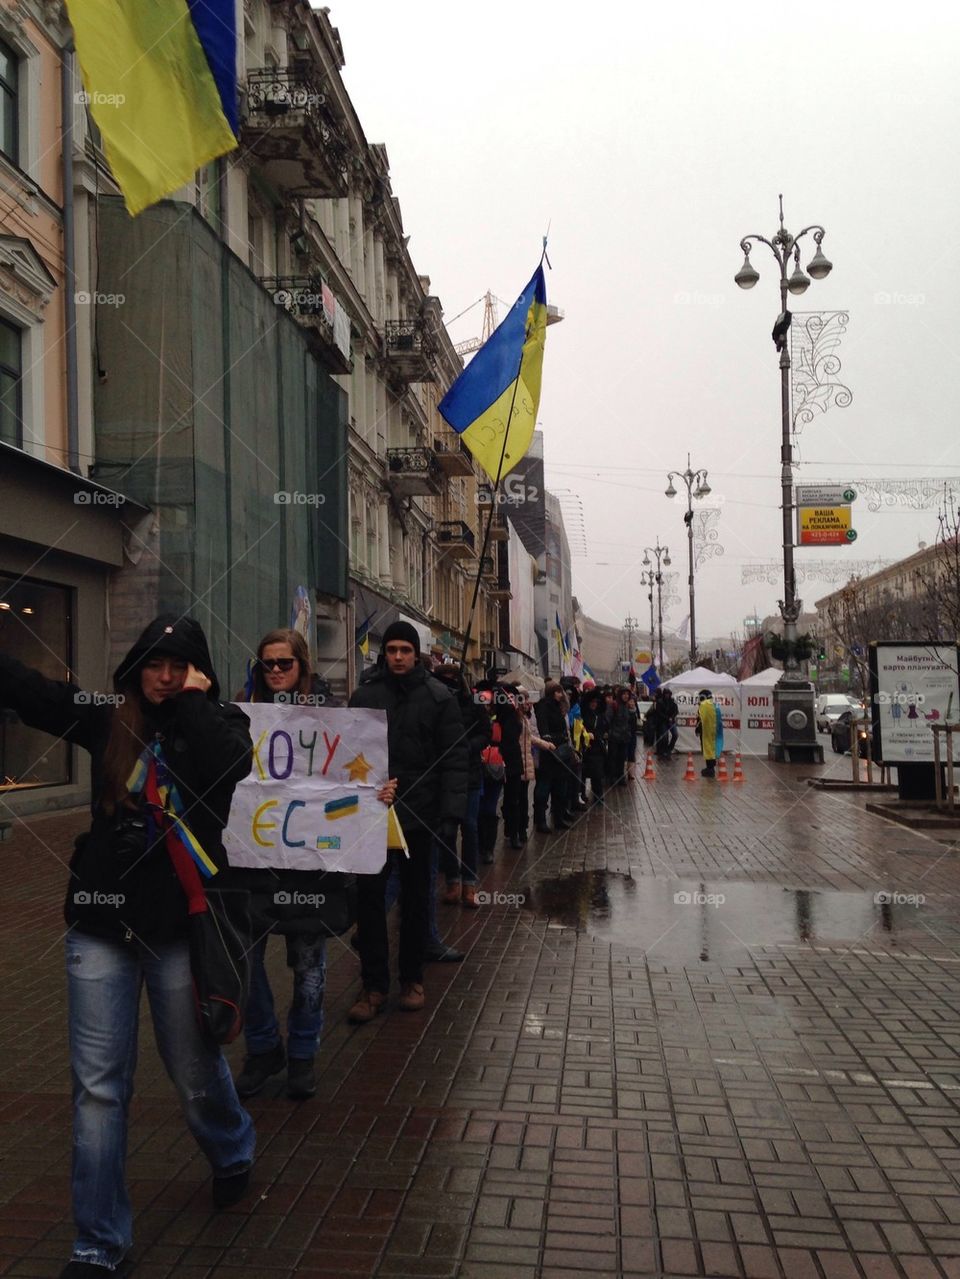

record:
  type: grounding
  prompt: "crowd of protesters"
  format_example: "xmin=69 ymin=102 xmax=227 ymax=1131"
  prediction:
xmin=0 ymin=610 xmax=696 ymax=1278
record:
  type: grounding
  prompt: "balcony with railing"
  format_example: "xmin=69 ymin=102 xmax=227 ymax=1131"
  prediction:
xmin=242 ymin=67 xmax=350 ymax=197
xmin=259 ymin=275 xmax=352 ymax=374
xmin=383 ymin=318 xmax=437 ymax=384
xmin=432 ymin=434 xmax=473 ymax=477
xmin=487 ymin=513 xmax=509 ymax=542
xmin=436 ymin=520 xmax=475 ymax=559
xmin=386 ymin=446 xmax=443 ymax=498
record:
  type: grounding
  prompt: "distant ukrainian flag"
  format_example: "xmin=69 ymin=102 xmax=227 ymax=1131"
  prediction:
xmin=65 ymin=0 xmax=239 ymax=217
xmin=439 ymin=263 xmax=547 ymax=483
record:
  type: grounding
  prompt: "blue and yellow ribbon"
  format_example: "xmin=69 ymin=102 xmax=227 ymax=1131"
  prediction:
xmin=127 ymin=740 xmax=219 ymax=878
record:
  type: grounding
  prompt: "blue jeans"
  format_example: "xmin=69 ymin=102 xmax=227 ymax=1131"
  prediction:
xmin=244 ymin=932 xmax=326 ymax=1059
xmin=65 ymin=932 xmax=255 ymax=1269
xmin=443 ymin=786 xmax=481 ymax=886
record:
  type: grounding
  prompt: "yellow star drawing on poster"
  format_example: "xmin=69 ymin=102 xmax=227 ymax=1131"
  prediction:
xmin=343 ymin=752 xmax=373 ymax=783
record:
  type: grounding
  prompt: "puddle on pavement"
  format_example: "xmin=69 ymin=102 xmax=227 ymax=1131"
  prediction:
xmin=518 ymin=870 xmax=944 ymax=961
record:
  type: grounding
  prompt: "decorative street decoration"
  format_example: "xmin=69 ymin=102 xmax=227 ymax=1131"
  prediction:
xmin=693 ymin=507 xmax=724 ymax=568
xmin=741 ymin=558 xmax=893 ymax=586
xmin=790 ymin=310 xmax=853 ymax=431
xmin=851 ymin=477 xmax=959 ymax=512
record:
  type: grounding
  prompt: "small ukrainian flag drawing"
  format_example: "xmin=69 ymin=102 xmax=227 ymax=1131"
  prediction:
xmin=324 ymin=795 xmax=359 ymax=821
xmin=316 ymin=835 xmax=342 ymax=850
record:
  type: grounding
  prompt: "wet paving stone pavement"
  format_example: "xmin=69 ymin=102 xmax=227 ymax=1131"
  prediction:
xmin=4 ymin=754 xmax=960 ymax=1277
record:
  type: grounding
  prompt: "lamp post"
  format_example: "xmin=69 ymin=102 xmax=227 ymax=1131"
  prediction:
xmin=640 ymin=570 xmax=656 ymax=659
xmin=666 ymin=455 xmax=711 ymax=668
xmin=623 ymin=614 xmax=638 ymax=674
xmin=642 ymin=539 xmax=671 ymax=671
xmin=735 ymin=193 xmax=832 ymax=762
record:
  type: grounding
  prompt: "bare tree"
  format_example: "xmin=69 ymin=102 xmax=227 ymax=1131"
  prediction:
xmin=931 ymin=488 xmax=960 ymax=642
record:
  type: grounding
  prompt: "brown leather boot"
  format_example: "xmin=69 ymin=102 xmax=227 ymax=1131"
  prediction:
xmin=399 ymin=982 xmax=425 ymax=1011
xmin=461 ymin=885 xmax=480 ymax=909
xmin=347 ymin=989 xmax=386 ymax=1023
xmin=442 ymin=881 xmax=461 ymax=904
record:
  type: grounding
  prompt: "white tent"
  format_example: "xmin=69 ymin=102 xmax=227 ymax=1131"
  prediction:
xmin=662 ymin=665 xmax=739 ymax=689
xmin=739 ymin=668 xmax=781 ymax=754
xmin=739 ymin=667 xmax=783 ymax=687
xmin=661 ymin=667 xmax=741 ymax=753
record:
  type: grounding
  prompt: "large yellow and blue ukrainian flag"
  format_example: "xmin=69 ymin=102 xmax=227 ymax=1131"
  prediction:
xmin=439 ymin=264 xmax=547 ymax=483
xmin=65 ymin=0 xmax=239 ymax=217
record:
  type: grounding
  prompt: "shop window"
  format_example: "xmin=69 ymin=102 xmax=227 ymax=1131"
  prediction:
xmin=0 ymin=574 xmax=72 ymax=790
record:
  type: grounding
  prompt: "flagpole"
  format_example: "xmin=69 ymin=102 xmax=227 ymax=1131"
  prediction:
xmin=458 ymin=375 xmax=524 ymax=673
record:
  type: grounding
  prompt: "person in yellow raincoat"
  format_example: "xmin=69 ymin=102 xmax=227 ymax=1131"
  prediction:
xmin=696 ymin=689 xmax=724 ymax=778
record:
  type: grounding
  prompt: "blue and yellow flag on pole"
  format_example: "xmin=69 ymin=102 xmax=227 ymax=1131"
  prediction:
xmin=439 ymin=264 xmax=547 ymax=483
xmin=65 ymin=0 xmax=239 ymax=217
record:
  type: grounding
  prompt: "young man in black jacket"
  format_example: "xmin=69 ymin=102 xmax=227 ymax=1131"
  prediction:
xmin=347 ymin=622 xmax=467 ymax=1020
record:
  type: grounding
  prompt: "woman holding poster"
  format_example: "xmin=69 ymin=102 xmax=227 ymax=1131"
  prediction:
xmin=229 ymin=629 xmax=395 ymax=1101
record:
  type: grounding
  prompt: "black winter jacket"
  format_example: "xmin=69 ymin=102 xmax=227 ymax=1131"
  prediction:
xmin=535 ymin=696 xmax=570 ymax=747
xmin=0 ymin=633 xmax=252 ymax=944
xmin=580 ymin=699 xmax=608 ymax=757
xmin=452 ymin=685 xmax=491 ymax=791
xmin=349 ymin=664 xmax=467 ymax=834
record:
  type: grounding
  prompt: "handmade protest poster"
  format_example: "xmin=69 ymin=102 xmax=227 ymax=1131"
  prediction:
xmin=223 ymin=705 xmax=390 ymax=873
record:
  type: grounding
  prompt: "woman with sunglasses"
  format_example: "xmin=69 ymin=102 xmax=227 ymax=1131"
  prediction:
xmin=229 ymin=630 xmax=394 ymax=1100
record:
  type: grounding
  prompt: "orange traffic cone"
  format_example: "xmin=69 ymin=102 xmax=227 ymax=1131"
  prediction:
xmin=683 ymin=752 xmax=696 ymax=782
xmin=643 ymin=752 xmax=656 ymax=781
xmin=716 ymin=754 xmax=729 ymax=782
xmin=732 ymin=752 xmax=744 ymax=782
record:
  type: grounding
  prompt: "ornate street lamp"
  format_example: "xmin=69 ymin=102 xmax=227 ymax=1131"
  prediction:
xmin=736 ymin=194 xmax=833 ymax=762
xmin=665 ymin=455 xmax=711 ymax=668
xmin=642 ymin=539 xmax=671 ymax=671
xmin=640 ymin=568 xmax=656 ymax=664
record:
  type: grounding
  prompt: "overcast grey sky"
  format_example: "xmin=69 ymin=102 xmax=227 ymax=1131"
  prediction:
xmin=333 ymin=0 xmax=960 ymax=641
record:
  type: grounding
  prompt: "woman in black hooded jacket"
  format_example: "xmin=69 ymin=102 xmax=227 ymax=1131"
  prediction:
xmin=0 ymin=615 xmax=255 ymax=1279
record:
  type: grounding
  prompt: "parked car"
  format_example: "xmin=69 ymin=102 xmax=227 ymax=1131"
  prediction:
xmin=817 ymin=693 xmax=860 ymax=733
xmin=831 ymin=709 xmax=871 ymax=756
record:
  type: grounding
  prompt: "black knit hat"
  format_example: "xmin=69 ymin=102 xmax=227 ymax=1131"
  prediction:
xmin=113 ymin=614 xmax=220 ymax=699
xmin=381 ymin=620 xmax=421 ymax=656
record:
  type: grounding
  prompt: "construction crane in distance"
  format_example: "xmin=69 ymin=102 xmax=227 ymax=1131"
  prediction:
xmin=453 ymin=292 xmax=500 ymax=359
